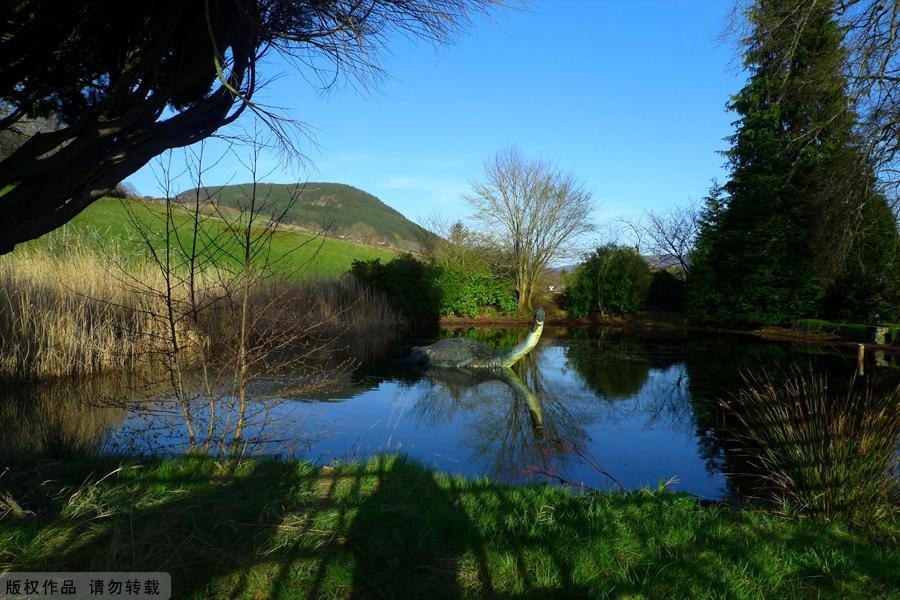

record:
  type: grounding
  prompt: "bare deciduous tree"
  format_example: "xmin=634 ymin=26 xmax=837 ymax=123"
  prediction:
xmin=419 ymin=212 xmax=500 ymax=271
xmin=466 ymin=148 xmax=596 ymax=311
xmin=610 ymin=216 xmax=647 ymax=254
xmin=117 ymin=131 xmax=354 ymax=459
xmin=643 ymin=200 xmax=701 ymax=274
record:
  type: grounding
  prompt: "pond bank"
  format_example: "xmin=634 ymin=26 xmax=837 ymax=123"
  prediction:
xmin=440 ymin=311 xmax=900 ymax=353
xmin=2 ymin=454 xmax=897 ymax=598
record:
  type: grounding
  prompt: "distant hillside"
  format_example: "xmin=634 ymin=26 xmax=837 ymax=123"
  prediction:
xmin=551 ymin=254 xmax=685 ymax=273
xmin=178 ymin=182 xmax=436 ymax=252
xmin=22 ymin=197 xmax=399 ymax=279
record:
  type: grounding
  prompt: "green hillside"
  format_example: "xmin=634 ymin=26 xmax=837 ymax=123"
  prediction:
xmin=20 ymin=197 xmax=399 ymax=279
xmin=180 ymin=182 xmax=437 ymax=252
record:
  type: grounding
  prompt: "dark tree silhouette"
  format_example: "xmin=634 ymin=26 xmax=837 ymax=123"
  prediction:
xmin=0 ymin=0 xmax=496 ymax=253
xmin=728 ymin=0 xmax=900 ymax=213
xmin=689 ymin=0 xmax=899 ymax=324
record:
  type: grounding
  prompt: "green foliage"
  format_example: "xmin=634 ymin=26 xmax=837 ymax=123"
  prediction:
xmin=351 ymin=255 xmax=442 ymax=320
xmin=822 ymin=198 xmax=900 ymax=323
xmin=563 ymin=244 xmax=652 ymax=317
xmin=646 ymin=269 xmax=685 ymax=312
xmin=435 ymin=266 xmax=517 ymax=318
xmin=350 ymin=255 xmax=516 ymax=320
xmin=686 ymin=2 xmax=900 ymax=325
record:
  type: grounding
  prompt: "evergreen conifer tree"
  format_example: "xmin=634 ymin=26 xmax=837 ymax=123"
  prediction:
xmin=688 ymin=0 xmax=898 ymax=324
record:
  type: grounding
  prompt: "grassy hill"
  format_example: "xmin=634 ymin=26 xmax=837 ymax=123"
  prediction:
xmin=19 ymin=197 xmax=400 ymax=279
xmin=179 ymin=182 xmax=437 ymax=252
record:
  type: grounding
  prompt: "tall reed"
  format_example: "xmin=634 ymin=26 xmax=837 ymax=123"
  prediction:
xmin=0 ymin=244 xmax=165 ymax=379
xmin=0 ymin=244 xmax=402 ymax=381
xmin=721 ymin=367 xmax=899 ymax=523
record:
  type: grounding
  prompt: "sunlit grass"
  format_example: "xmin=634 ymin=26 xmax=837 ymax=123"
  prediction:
xmin=19 ymin=197 xmax=400 ymax=279
xmin=1 ymin=455 xmax=897 ymax=598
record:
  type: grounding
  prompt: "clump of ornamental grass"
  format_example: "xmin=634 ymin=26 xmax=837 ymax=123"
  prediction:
xmin=721 ymin=367 xmax=899 ymax=524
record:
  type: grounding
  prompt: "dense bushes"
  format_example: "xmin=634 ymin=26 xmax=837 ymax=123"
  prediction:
xmin=434 ymin=267 xmax=517 ymax=318
xmin=646 ymin=270 xmax=684 ymax=312
xmin=563 ymin=245 xmax=652 ymax=317
xmin=350 ymin=254 xmax=516 ymax=320
xmin=350 ymin=255 xmax=442 ymax=319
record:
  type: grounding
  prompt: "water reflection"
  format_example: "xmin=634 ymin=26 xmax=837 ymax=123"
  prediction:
xmin=1 ymin=377 xmax=128 ymax=456
xmin=402 ymin=350 xmax=589 ymax=481
xmin=678 ymin=339 xmax=900 ymax=505
xmin=562 ymin=333 xmax=653 ymax=399
xmin=3 ymin=327 xmax=897 ymax=501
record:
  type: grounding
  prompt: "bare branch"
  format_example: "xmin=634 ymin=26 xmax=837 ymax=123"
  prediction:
xmin=466 ymin=148 xmax=597 ymax=310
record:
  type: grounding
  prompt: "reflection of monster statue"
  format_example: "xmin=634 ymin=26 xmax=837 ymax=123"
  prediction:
xmin=406 ymin=348 xmax=589 ymax=482
xmin=419 ymin=365 xmax=544 ymax=433
xmin=407 ymin=308 xmax=544 ymax=368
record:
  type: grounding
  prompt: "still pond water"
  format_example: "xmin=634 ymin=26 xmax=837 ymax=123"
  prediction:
xmin=5 ymin=327 xmax=898 ymax=501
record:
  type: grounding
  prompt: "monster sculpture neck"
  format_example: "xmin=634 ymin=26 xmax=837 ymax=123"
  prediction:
xmin=494 ymin=315 xmax=544 ymax=368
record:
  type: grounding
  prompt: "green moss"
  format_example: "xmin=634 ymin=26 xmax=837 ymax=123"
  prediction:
xmin=1 ymin=454 xmax=896 ymax=598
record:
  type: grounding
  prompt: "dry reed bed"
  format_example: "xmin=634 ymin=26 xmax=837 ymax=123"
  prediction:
xmin=0 ymin=246 xmax=402 ymax=381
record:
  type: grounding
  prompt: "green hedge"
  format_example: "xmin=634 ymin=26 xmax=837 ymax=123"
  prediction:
xmin=350 ymin=255 xmax=516 ymax=319
xmin=563 ymin=245 xmax=652 ymax=317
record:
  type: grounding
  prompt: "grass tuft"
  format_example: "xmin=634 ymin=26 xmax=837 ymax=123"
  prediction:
xmin=721 ymin=367 xmax=899 ymax=524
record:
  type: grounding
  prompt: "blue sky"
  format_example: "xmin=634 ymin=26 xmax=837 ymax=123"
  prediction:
xmin=126 ymin=0 xmax=746 ymax=230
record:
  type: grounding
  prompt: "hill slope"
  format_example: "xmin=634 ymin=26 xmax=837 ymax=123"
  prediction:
xmin=21 ymin=197 xmax=399 ymax=279
xmin=180 ymin=182 xmax=436 ymax=252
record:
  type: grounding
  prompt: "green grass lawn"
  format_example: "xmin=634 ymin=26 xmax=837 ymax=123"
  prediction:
xmin=18 ymin=197 xmax=400 ymax=279
xmin=2 ymin=455 xmax=897 ymax=599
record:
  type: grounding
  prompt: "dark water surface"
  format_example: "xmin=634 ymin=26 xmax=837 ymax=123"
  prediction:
xmin=4 ymin=327 xmax=898 ymax=500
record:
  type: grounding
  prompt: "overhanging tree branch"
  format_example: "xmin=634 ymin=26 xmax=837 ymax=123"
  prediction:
xmin=0 ymin=0 xmax=500 ymax=253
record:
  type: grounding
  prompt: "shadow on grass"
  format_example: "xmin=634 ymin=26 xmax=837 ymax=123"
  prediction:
xmin=1 ymin=453 xmax=897 ymax=599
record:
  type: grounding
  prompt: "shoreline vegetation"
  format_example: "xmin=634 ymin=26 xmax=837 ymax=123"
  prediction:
xmin=0 ymin=241 xmax=402 ymax=381
xmin=2 ymin=195 xmax=894 ymax=383
xmin=439 ymin=310 xmax=900 ymax=352
xmin=1 ymin=199 xmax=897 ymax=598
xmin=2 ymin=454 xmax=897 ymax=599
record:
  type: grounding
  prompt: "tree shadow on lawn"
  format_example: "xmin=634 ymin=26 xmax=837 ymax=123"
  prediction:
xmin=2 ymin=453 xmax=897 ymax=598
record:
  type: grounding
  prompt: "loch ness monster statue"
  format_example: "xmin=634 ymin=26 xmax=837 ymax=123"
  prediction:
xmin=407 ymin=307 xmax=545 ymax=369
